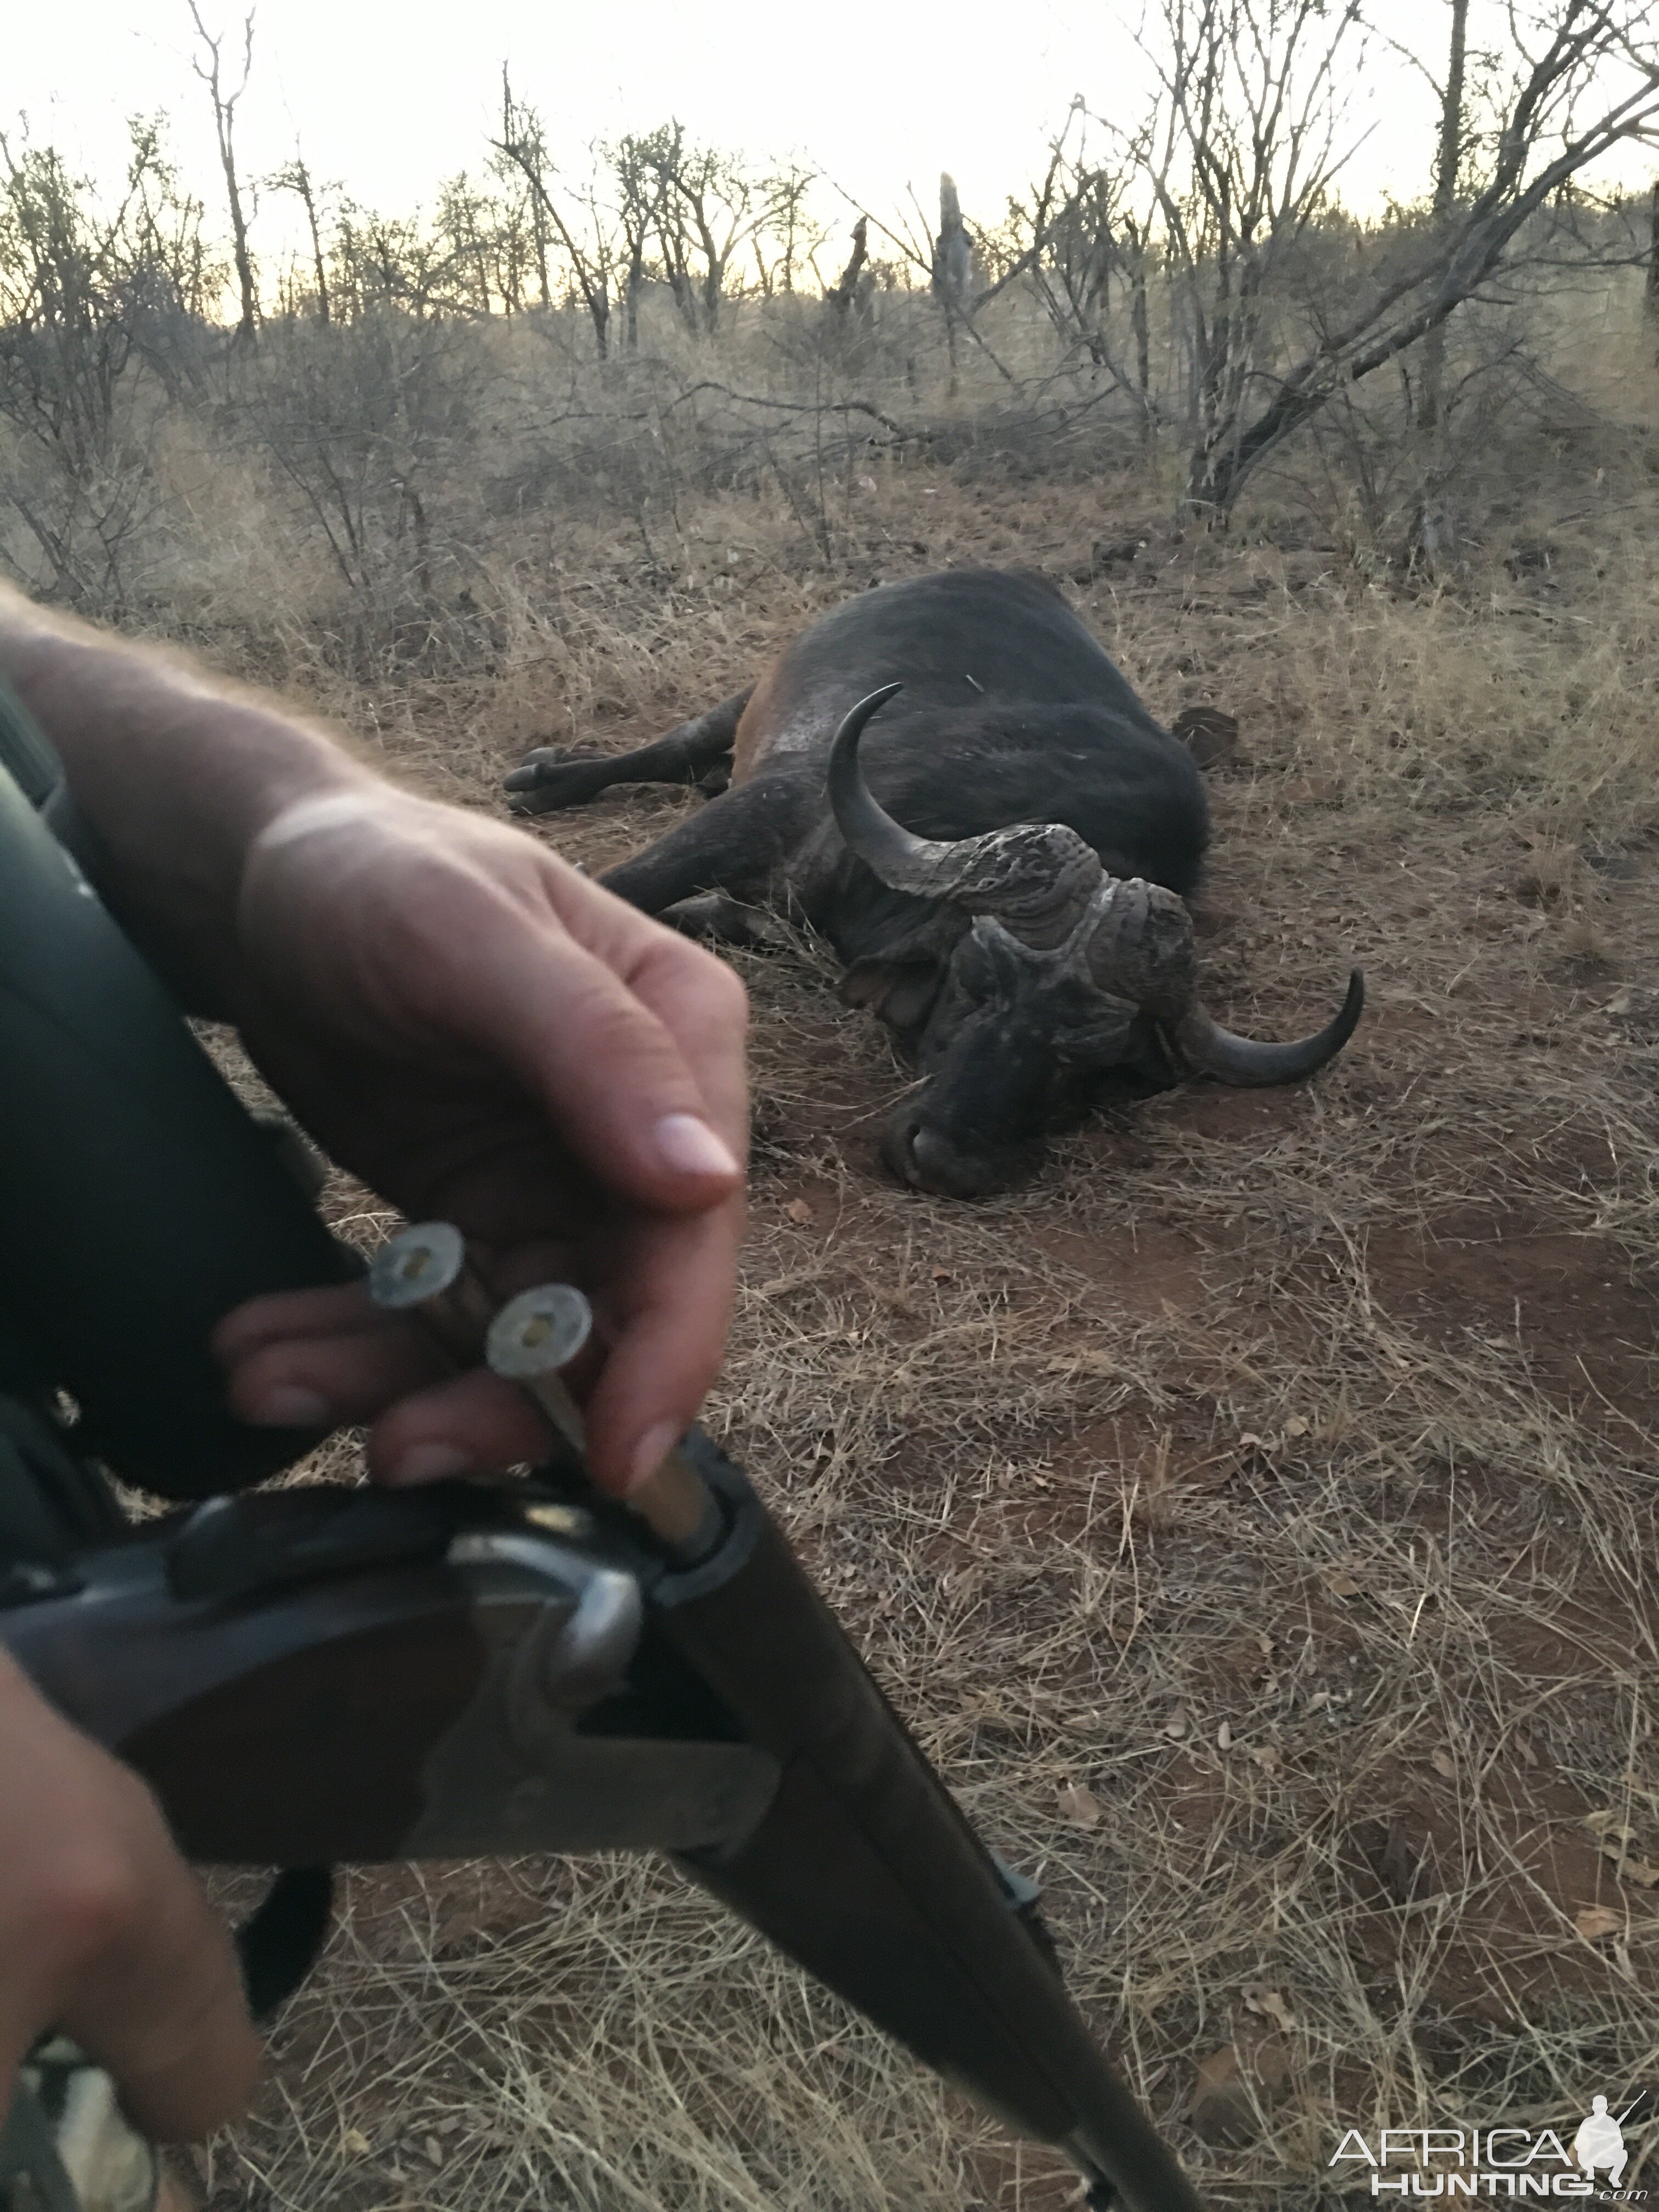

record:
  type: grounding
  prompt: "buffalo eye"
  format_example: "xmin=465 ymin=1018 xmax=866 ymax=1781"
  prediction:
xmin=951 ymin=932 xmax=1000 ymax=1001
xmin=1051 ymin=1012 xmax=1138 ymax=1068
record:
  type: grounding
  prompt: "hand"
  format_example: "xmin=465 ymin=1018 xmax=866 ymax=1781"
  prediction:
xmin=0 ymin=1651 xmax=259 ymax=2140
xmin=211 ymin=788 xmax=747 ymax=1499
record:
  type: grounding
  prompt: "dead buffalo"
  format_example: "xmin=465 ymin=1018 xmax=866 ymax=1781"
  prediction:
xmin=505 ymin=567 xmax=1362 ymax=1197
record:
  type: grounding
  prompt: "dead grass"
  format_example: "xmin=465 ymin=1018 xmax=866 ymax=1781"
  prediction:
xmin=155 ymin=348 xmax=1659 ymax=2211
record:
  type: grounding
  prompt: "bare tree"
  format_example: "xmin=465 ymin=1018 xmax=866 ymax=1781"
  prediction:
xmin=635 ymin=125 xmax=765 ymax=335
xmin=435 ymin=171 xmax=504 ymax=313
xmin=607 ymin=130 xmax=669 ymax=349
xmin=187 ymin=2 xmax=258 ymax=344
xmin=825 ymin=215 xmax=871 ymax=320
xmin=1005 ymin=108 xmax=1159 ymax=438
xmin=761 ymin=160 xmax=821 ymax=295
xmin=1117 ymin=0 xmax=1366 ymax=509
xmin=933 ymin=173 xmax=973 ymax=310
xmin=267 ymin=149 xmax=331 ymax=324
xmin=1116 ymin=0 xmax=1659 ymax=513
xmin=1418 ymin=0 xmax=1471 ymax=426
xmin=933 ymin=172 xmax=972 ymax=388
xmin=494 ymin=71 xmax=616 ymax=357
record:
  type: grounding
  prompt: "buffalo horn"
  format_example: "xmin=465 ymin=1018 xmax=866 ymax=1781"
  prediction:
xmin=827 ymin=685 xmax=1102 ymax=936
xmin=1172 ymin=970 xmax=1365 ymax=1086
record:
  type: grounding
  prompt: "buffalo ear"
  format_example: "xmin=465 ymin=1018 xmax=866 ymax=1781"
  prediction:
xmin=839 ymin=958 xmax=942 ymax=1035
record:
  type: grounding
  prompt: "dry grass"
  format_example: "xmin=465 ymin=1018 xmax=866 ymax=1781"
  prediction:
xmin=148 ymin=328 xmax=1659 ymax=2211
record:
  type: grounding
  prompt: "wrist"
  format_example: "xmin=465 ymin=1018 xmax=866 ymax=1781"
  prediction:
xmin=0 ymin=591 xmax=381 ymax=1009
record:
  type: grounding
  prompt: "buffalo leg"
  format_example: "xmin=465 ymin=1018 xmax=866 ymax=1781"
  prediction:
xmin=600 ymin=769 xmax=815 ymax=917
xmin=504 ymin=687 xmax=754 ymax=815
xmin=657 ymin=891 xmax=798 ymax=947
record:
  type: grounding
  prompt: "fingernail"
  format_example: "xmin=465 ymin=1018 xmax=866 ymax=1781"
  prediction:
xmin=248 ymin=1385 xmax=330 ymax=1429
xmin=653 ymin=1113 xmax=740 ymax=1182
xmin=628 ymin=1421 xmax=680 ymax=1496
xmin=388 ymin=1443 xmax=473 ymax=1487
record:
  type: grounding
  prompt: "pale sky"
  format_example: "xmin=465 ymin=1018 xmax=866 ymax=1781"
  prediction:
xmin=2 ymin=2 xmax=1645 ymax=266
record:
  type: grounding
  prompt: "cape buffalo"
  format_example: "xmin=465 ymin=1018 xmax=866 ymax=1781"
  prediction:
xmin=505 ymin=567 xmax=1362 ymax=1198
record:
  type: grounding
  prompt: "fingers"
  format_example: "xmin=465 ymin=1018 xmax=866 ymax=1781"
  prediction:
xmin=212 ymin=1280 xmax=385 ymax=1362
xmin=0 ymin=1654 xmax=260 ymax=2144
xmin=447 ymin=889 xmax=747 ymax=1217
xmin=215 ymin=1281 xmax=558 ymax=1483
xmin=582 ymin=1198 xmax=745 ymax=1498
xmin=363 ymin=1368 xmax=556 ymax=1486
xmin=619 ymin=924 xmax=751 ymax=1161
xmin=214 ymin=1283 xmax=443 ymax=1431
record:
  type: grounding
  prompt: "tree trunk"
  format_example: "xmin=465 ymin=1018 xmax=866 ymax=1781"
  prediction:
xmin=531 ymin=196 xmax=551 ymax=311
xmin=298 ymin=169 xmax=330 ymax=327
xmin=1419 ymin=0 xmax=1469 ymax=427
xmin=189 ymin=8 xmax=259 ymax=345
xmin=825 ymin=217 xmax=868 ymax=320
xmin=1131 ymin=256 xmax=1152 ymax=452
xmin=934 ymin=174 xmax=970 ymax=399
xmin=222 ymin=152 xmax=258 ymax=343
xmin=1646 ymin=179 xmax=1659 ymax=322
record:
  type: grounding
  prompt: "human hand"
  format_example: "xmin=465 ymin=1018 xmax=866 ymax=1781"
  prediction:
xmin=0 ymin=1650 xmax=259 ymax=2141
xmin=211 ymin=788 xmax=747 ymax=1499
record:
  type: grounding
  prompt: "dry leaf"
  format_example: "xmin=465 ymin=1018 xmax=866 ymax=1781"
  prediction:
xmin=1430 ymin=1750 xmax=1457 ymax=1780
xmin=1058 ymin=1784 xmax=1103 ymax=1830
xmin=1165 ymin=1705 xmax=1189 ymax=1740
xmin=1282 ymin=1414 xmax=1310 ymax=1438
xmin=1107 ymin=1608 xmax=1144 ymax=1644
xmin=1575 ymin=1905 xmax=1622 ymax=1942
xmin=929 ymin=1265 xmax=952 ymax=1282
xmin=1223 ymin=1633 xmax=1276 ymax=1683
xmin=338 ymin=2130 xmax=371 ymax=2160
xmin=784 ymin=1198 xmax=812 ymax=1224
xmin=1186 ymin=2046 xmax=1245 ymax=2144
xmin=1217 ymin=1720 xmax=1233 ymax=1752
xmin=1243 ymin=1985 xmax=1295 ymax=2030
xmin=424 ymin=2136 xmax=444 ymax=2168
xmin=1516 ymin=1735 xmax=1538 ymax=1768
xmin=1249 ymin=1745 xmax=1282 ymax=1774
xmin=1324 ymin=1571 xmax=1361 ymax=1598
xmin=1187 ymin=2036 xmax=1290 ymax=2145
xmin=1237 ymin=1431 xmax=1267 ymax=1453
xmin=1601 ymin=1843 xmax=1659 ymax=1886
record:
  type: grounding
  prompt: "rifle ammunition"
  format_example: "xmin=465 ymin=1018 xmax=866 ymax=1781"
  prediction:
xmin=484 ymin=1285 xmax=591 ymax=1455
xmin=486 ymin=1285 xmax=721 ymax=1562
xmin=368 ymin=1221 xmax=497 ymax=1362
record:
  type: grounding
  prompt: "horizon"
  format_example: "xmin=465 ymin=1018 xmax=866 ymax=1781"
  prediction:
xmin=12 ymin=1 xmax=1634 ymax=287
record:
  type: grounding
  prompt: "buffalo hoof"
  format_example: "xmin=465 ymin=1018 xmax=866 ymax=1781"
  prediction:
xmin=502 ymin=749 xmax=612 ymax=815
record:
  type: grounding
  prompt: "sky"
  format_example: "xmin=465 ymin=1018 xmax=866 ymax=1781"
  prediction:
xmin=2 ymin=1 xmax=1646 ymax=267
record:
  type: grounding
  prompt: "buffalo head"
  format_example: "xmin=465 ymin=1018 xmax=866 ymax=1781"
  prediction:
xmin=828 ymin=685 xmax=1364 ymax=1198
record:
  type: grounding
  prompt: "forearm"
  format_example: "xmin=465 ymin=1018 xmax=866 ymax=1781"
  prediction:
xmin=0 ymin=585 xmax=380 ymax=1013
